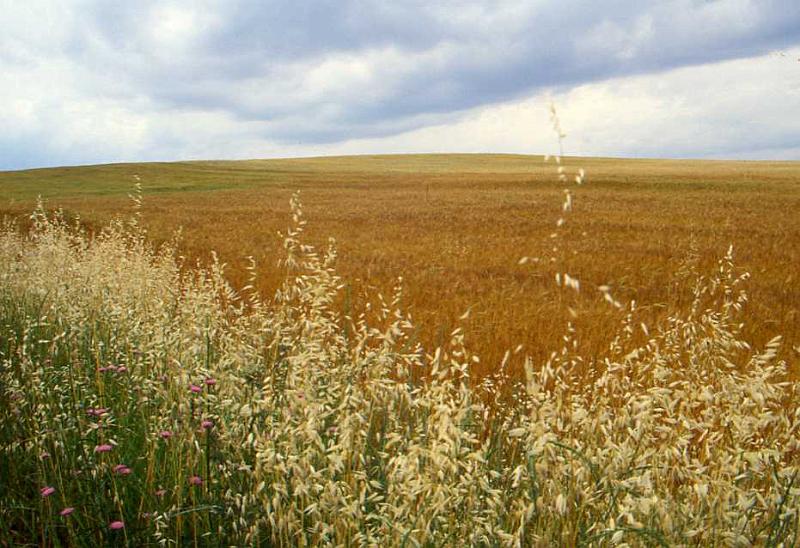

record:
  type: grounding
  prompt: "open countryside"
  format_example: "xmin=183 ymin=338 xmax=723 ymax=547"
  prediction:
xmin=4 ymin=2 xmax=800 ymax=545
xmin=2 ymin=154 xmax=798 ymax=375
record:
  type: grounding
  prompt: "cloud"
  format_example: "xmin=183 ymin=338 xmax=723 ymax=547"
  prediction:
xmin=1 ymin=0 xmax=799 ymax=168
xmin=292 ymin=49 xmax=800 ymax=161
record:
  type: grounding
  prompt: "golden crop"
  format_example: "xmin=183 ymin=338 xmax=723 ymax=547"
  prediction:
xmin=1 ymin=154 xmax=798 ymax=377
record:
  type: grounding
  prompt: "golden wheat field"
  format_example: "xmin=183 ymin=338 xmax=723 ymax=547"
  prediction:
xmin=2 ymin=154 xmax=797 ymax=377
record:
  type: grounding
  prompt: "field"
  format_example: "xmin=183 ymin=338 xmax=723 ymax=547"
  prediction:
xmin=2 ymin=154 xmax=800 ymax=545
xmin=1 ymin=154 xmax=799 ymax=375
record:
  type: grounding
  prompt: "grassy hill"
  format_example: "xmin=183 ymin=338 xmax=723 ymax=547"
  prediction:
xmin=3 ymin=153 xmax=799 ymax=199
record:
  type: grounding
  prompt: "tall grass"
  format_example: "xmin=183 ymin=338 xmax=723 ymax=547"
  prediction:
xmin=1 ymin=193 xmax=798 ymax=546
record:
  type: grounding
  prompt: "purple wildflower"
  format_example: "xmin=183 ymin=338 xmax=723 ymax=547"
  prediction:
xmin=109 ymin=521 xmax=125 ymax=530
xmin=40 ymin=486 xmax=55 ymax=497
xmin=113 ymin=464 xmax=132 ymax=475
xmin=60 ymin=507 xmax=75 ymax=516
xmin=94 ymin=444 xmax=113 ymax=453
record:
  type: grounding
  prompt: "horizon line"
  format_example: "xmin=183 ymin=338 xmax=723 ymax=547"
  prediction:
xmin=4 ymin=151 xmax=800 ymax=174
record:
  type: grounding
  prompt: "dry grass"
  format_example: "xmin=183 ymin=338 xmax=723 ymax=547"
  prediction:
xmin=1 ymin=197 xmax=799 ymax=545
xmin=1 ymin=154 xmax=799 ymax=376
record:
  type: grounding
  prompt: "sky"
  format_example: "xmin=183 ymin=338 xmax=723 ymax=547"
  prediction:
xmin=2 ymin=0 xmax=800 ymax=170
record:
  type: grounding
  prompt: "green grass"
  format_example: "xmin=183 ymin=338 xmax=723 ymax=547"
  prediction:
xmin=0 ymin=162 xmax=273 ymax=200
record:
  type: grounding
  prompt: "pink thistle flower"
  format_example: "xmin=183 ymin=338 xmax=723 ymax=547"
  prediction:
xmin=116 ymin=366 xmax=128 ymax=374
xmin=204 ymin=377 xmax=216 ymax=386
xmin=94 ymin=444 xmax=113 ymax=453
xmin=159 ymin=430 xmax=173 ymax=439
xmin=98 ymin=367 xmax=108 ymax=373
xmin=113 ymin=464 xmax=132 ymax=475
xmin=109 ymin=521 xmax=125 ymax=530
xmin=189 ymin=476 xmax=202 ymax=486
xmin=200 ymin=419 xmax=213 ymax=430
xmin=60 ymin=507 xmax=75 ymax=516
xmin=189 ymin=384 xmax=202 ymax=393
xmin=40 ymin=486 xmax=55 ymax=497
xmin=155 ymin=489 xmax=167 ymax=497
xmin=106 ymin=365 xmax=118 ymax=372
